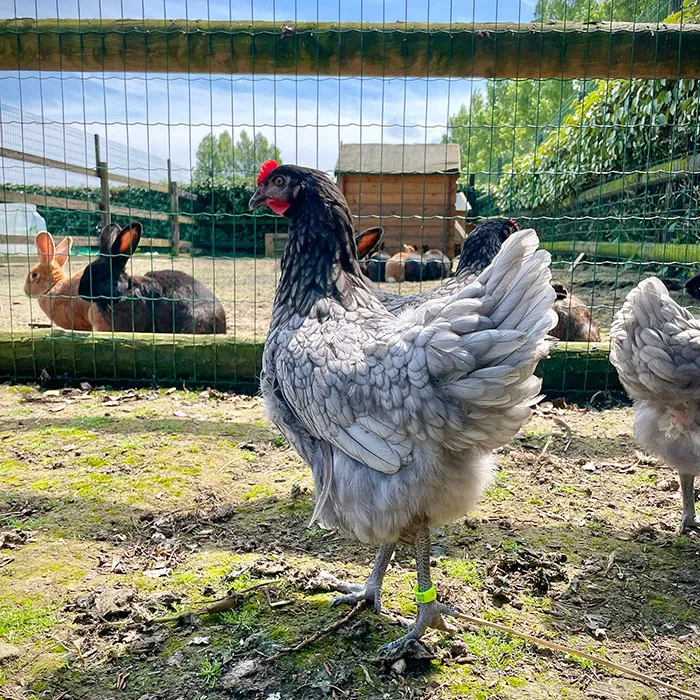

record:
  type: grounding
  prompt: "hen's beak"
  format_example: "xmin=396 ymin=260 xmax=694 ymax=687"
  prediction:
xmin=248 ymin=188 xmax=266 ymax=211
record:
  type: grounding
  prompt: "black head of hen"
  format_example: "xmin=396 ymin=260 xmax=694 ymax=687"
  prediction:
xmin=251 ymin=162 xmax=368 ymax=318
xmin=455 ymin=217 xmax=520 ymax=277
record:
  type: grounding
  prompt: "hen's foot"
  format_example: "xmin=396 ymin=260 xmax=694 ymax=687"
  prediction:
xmin=378 ymin=600 xmax=458 ymax=659
xmin=680 ymin=513 xmax=700 ymax=535
xmin=329 ymin=581 xmax=383 ymax=613
xmin=321 ymin=574 xmax=383 ymax=613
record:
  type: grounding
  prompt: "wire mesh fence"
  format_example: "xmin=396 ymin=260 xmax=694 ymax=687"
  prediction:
xmin=0 ymin=1 xmax=698 ymax=394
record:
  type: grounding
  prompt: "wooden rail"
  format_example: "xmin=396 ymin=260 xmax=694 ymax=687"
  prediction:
xmin=0 ymin=145 xmax=170 ymax=193
xmin=0 ymin=188 xmax=195 ymax=225
xmin=1 ymin=232 xmax=188 ymax=252
xmin=0 ymin=139 xmax=195 ymax=251
xmin=542 ymin=239 xmax=700 ymax=264
xmin=0 ymin=20 xmax=698 ymax=79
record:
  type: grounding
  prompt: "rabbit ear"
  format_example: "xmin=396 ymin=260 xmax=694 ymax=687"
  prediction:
xmin=53 ymin=236 xmax=72 ymax=268
xmin=112 ymin=222 xmax=142 ymax=259
xmin=356 ymin=227 xmax=383 ymax=259
xmin=99 ymin=223 xmax=122 ymax=253
xmin=35 ymin=231 xmax=55 ymax=264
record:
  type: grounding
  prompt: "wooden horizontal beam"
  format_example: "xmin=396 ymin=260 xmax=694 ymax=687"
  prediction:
xmin=0 ymin=189 xmax=194 ymax=225
xmin=0 ymin=330 xmax=621 ymax=395
xmin=1 ymin=232 xmax=179 ymax=250
xmin=109 ymin=204 xmax=194 ymax=224
xmin=1 ymin=19 xmax=698 ymax=79
xmin=0 ymin=146 xmax=97 ymax=179
xmin=0 ymin=147 xmax=171 ymax=194
xmin=0 ymin=188 xmax=98 ymax=212
xmin=0 ymin=330 xmax=262 ymax=391
xmin=542 ymin=239 xmax=700 ymax=264
xmin=108 ymin=172 xmax=169 ymax=194
xmin=563 ymin=152 xmax=700 ymax=207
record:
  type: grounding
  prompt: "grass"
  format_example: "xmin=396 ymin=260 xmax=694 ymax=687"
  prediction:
xmin=0 ymin=599 xmax=56 ymax=644
xmin=0 ymin=385 xmax=697 ymax=699
xmin=200 ymin=659 xmax=223 ymax=688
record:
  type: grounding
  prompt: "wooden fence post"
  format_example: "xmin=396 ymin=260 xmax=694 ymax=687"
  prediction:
xmin=94 ymin=134 xmax=110 ymax=229
xmin=168 ymin=158 xmax=180 ymax=256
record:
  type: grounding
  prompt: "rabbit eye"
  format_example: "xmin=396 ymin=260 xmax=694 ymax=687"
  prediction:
xmin=31 ymin=272 xmax=39 ymax=279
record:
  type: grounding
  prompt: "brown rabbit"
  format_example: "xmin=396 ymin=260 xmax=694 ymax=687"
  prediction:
xmin=551 ymin=283 xmax=601 ymax=342
xmin=385 ymin=245 xmax=416 ymax=283
xmin=24 ymin=232 xmax=93 ymax=331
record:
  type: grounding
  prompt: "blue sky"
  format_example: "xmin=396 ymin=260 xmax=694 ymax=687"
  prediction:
xmin=0 ymin=0 xmax=536 ymax=185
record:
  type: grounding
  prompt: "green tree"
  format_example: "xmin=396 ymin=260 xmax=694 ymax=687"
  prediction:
xmin=446 ymin=79 xmax=578 ymax=190
xmin=533 ymin=0 xmax=675 ymax=22
xmin=193 ymin=129 xmax=281 ymax=185
xmin=445 ymin=0 xmax=671 ymax=194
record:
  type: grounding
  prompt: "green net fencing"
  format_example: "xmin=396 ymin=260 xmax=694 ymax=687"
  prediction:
xmin=0 ymin=0 xmax=698 ymax=395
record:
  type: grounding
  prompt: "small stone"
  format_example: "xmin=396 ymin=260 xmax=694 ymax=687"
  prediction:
xmin=211 ymin=504 xmax=236 ymax=523
xmin=0 ymin=641 xmax=20 ymax=663
xmin=391 ymin=658 xmax=407 ymax=674
xmin=166 ymin=652 xmax=184 ymax=667
xmin=220 ymin=659 xmax=260 ymax=689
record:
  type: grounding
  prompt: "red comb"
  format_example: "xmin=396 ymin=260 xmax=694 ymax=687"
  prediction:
xmin=257 ymin=159 xmax=278 ymax=186
xmin=509 ymin=218 xmax=519 ymax=230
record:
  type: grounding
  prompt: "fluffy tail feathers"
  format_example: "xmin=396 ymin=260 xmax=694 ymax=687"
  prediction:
xmin=413 ymin=228 xmax=558 ymax=449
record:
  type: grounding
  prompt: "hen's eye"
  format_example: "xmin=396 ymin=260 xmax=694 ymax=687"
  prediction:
xmin=273 ymin=175 xmax=285 ymax=186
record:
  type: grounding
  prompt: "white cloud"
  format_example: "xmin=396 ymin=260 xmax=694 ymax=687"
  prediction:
xmin=4 ymin=71 xmax=478 ymax=184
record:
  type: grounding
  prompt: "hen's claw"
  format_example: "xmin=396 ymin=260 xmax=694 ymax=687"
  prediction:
xmin=329 ymin=583 xmax=383 ymax=613
xmin=379 ymin=600 xmax=459 ymax=658
xmin=680 ymin=514 xmax=700 ymax=534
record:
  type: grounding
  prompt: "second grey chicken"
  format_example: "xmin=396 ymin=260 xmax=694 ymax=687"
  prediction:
xmin=610 ymin=277 xmax=700 ymax=533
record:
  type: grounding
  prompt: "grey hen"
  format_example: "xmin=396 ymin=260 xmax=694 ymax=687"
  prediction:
xmin=610 ymin=277 xmax=700 ymax=534
xmin=249 ymin=161 xmax=557 ymax=655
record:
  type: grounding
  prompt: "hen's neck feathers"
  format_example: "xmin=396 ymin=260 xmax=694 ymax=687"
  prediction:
xmin=272 ymin=175 xmax=374 ymax=324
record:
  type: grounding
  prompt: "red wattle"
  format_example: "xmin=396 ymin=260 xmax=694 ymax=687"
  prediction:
xmin=268 ymin=199 xmax=291 ymax=216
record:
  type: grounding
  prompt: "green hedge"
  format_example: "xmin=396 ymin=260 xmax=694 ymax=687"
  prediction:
xmin=187 ymin=182 xmax=287 ymax=255
xmin=6 ymin=181 xmax=286 ymax=256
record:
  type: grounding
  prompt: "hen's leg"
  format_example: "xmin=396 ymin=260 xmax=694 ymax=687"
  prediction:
xmin=327 ymin=543 xmax=395 ymax=613
xmin=679 ymin=472 xmax=700 ymax=534
xmin=379 ymin=528 xmax=457 ymax=658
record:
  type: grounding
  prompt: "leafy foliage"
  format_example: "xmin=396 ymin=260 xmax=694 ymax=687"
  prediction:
xmin=496 ymin=78 xmax=700 ymax=212
xmin=445 ymin=0 xmax=667 ymax=192
xmin=496 ymin=0 xmax=700 ymax=213
xmin=446 ymin=80 xmax=579 ymax=190
xmin=533 ymin=0 xmax=672 ymax=22
xmin=188 ymin=180 xmax=286 ymax=255
xmin=192 ymin=129 xmax=282 ymax=186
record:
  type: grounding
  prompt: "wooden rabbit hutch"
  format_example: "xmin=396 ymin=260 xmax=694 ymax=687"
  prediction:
xmin=335 ymin=143 xmax=462 ymax=256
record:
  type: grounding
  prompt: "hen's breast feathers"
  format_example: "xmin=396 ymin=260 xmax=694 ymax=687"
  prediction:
xmin=610 ymin=277 xmax=700 ymax=403
xmin=268 ymin=228 xmax=558 ymax=476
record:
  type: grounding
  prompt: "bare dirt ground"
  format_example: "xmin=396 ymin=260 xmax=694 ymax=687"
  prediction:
xmin=2 ymin=255 xmax=695 ymax=339
xmin=0 ymin=384 xmax=699 ymax=699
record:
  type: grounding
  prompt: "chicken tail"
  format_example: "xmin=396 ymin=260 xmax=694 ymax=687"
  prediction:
xmin=610 ymin=276 xmax=694 ymax=402
xmin=414 ymin=228 xmax=558 ymax=450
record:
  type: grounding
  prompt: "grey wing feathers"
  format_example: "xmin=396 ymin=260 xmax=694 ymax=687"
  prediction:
xmin=275 ymin=228 xmax=557 ymax=475
xmin=610 ymin=276 xmax=700 ymax=402
xmin=376 ymin=273 xmax=478 ymax=315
